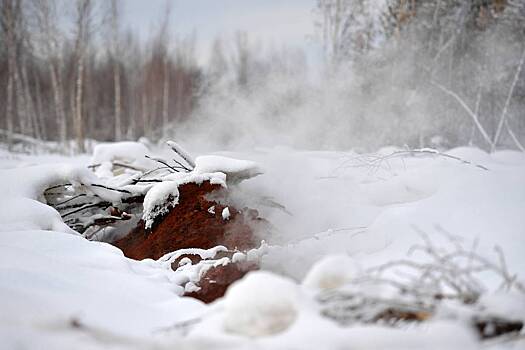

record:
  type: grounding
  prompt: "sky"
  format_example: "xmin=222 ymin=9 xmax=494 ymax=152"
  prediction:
xmin=122 ymin=0 xmax=321 ymax=66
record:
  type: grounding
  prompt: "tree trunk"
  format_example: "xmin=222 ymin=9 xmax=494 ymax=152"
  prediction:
xmin=3 ymin=0 xmax=18 ymax=148
xmin=33 ymin=68 xmax=47 ymax=140
xmin=5 ymin=69 xmax=14 ymax=148
xmin=162 ymin=56 xmax=169 ymax=138
xmin=141 ymin=86 xmax=149 ymax=138
xmin=75 ymin=55 xmax=85 ymax=153
xmin=49 ymin=61 xmax=67 ymax=145
xmin=111 ymin=0 xmax=122 ymax=141
xmin=21 ymin=56 xmax=40 ymax=140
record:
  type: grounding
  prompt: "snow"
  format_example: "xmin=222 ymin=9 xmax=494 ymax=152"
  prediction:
xmin=222 ymin=271 xmax=300 ymax=337
xmin=142 ymin=181 xmax=180 ymax=229
xmin=166 ymin=140 xmax=196 ymax=168
xmin=0 ymin=198 xmax=76 ymax=234
xmin=193 ymin=155 xmax=263 ymax=183
xmin=91 ymin=141 xmax=156 ymax=178
xmin=221 ymin=207 xmax=230 ymax=220
xmin=164 ymin=170 xmax=227 ymax=187
xmin=1 ymin=146 xmax=524 ymax=349
xmin=0 ymin=163 xmax=123 ymax=203
xmin=0 ymin=229 xmax=205 ymax=349
xmin=302 ymin=254 xmax=361 ymax=290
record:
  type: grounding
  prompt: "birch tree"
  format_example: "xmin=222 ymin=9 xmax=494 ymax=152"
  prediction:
xmin=72 ymin=0 xmax=93 ymax=153
xmin=159 ymin=1 xmax=171 ymax=139
xmin=110 ymin=0 xmax=122 ymax=141
xmin=32 ymin=0 xmax=68 ymax=146
xmin=1 ymin=0 xmax=21 ymax=147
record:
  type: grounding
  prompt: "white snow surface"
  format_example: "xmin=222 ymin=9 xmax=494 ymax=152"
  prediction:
xmin=1 ymin=146 xmax=524 ymax=349
xmin=194 ymin=155 xmax=263 ymax=183
xmin=221 ymin=207 xmax=230 ymax=220
xmin=142 ymin=181 xmax=180 ymax=229
xmin=91 ymin=141 xmax=157 ymax=178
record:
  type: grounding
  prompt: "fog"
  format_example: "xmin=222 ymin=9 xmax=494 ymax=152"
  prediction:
xmin=177 ymin=9 xmax=525 ymax=153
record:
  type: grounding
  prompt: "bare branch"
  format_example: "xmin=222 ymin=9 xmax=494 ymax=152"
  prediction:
xmin=492 ymin=46 xmax=525 ymax=152
xmin=431 ymin=81 xmax=494 ymax=148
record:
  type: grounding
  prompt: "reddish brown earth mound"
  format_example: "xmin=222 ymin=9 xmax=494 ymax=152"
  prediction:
xmin=114 ymin=181 xmax=265 ymax=260
xmin=112 ymin=180 xmax=267 ymax=302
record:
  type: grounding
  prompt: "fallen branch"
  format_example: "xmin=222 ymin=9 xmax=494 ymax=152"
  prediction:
xmin=166 ymin=140 xmax=196 ymax=169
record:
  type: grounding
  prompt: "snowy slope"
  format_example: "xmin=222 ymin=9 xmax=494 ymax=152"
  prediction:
xmin=0 ymin=146 xmax=524 ymax=349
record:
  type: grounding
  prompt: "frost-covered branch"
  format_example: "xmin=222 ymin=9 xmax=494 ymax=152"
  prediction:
xmin=492 ymin=46 xmax=525 ymax=152
xmin=431 ymin=81 xmax=494 ymax=148
xmin=338 ymin=148 xmax=489 ymax=173
xmin=166 ymin=140 xmax=195 ymax=169
xmin=318 ymin=233 xmax=524 ymax=339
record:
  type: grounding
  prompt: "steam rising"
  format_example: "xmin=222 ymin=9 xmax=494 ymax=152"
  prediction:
xmin=176 ymin=2 xmax=525 ymax=153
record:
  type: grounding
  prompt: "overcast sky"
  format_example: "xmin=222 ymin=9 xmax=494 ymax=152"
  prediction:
xmin=122 ymin=0 xmax=320 ymax=66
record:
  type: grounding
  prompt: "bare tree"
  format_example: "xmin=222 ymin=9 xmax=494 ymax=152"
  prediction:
xmin=232 ymin=31 xmax=250 ymax=88
xmin=72 ymin=0 xmax=93 ymax=153
xmin=1 ymin=0 xmax=21 ymax=148
xmin=32 ymin=0 xmax=68 ymax=146
xmin=208 ymin=37 xmax=228 ymax=83
xmin=159 ymin=1 xmax=171 ymax=139
xmin=110 ymin=0 xmax=122 ymax=141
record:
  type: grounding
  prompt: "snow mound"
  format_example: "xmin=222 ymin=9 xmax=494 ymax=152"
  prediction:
xmin=302 ymin=255 xmax=361 ymax=290
xmin=91 ymin=141 xmax=156 ymax=177
xmin=0 ymin=198 xmax=76 ymax=234
xmin=0 ymin=163 xmax=122 ymax=203
xmin=491 ymin=150 xmax=525 ymax=164
xmin=194 ymin=155 xmax=263 ymax=183
xmin=223 ymin=271 xmax=299 ymax=337
xmin=0 ymin=229 xmax=205 ymax=347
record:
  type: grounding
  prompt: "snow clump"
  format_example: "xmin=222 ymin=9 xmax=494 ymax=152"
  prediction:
xmin=302 ymin=255 xmax=361 ymax=290
xmin=142 ymin=181 xmax=180 ymax=229
xmin=223 ymin=271 xmax=300 ymax=337
xmin=222 ymin=207 xmax=230 ymax=220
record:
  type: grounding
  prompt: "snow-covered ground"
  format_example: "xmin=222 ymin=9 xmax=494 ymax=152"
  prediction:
xmin=0 ymin=145 xmax=524 ymax=349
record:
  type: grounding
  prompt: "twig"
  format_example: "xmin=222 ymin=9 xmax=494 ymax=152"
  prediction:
xmin=53 ymin=193 xmax=87 ymax=206
xmin=62 ymin=202 xmax=111 ymax=218
xmin=166 ymin=140 xmax=196 ymax=169
xmin=90 ymin=183 xmax=131 ymax=194
xmin=144 ymin=155 xmax=179 ymax=173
